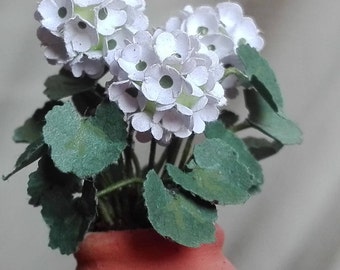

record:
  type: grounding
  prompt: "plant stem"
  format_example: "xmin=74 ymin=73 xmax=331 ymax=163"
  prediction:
xmin=98 ymin=199 xmax=114 ymax=226
xmin=231 ymin=121 xmax=251 ymax=132
xmin=179 ymin=134 xmax=195 ymax=170
xmin=96 ymin=178 xmax=143 ymax=198
xmin=166 ymin=137 xmax=182 ymax=165
xmin=124 ymin=124 xmax=134 ymax=177
xmin=131 ymin=150 xmax=141 ymax=177
xmin=147 ymin=139 xmax=157 ymax=171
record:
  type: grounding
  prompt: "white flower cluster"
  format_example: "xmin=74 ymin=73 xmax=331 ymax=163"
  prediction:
xmin=36 ymin=1 xmax=264 ymax=142
xmin=35 ymin=0 xmax=148 ymax=78
xmin=165 ymin=2 xmax=264 ymax=90
xmin=107 ymin=30 xmax=226 ymax=143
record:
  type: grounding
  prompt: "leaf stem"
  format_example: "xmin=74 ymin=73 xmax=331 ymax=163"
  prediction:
xmin=166 ymin=137 xmax=182 ymax=165
xmin=231 ymin=121 xmax=251 ymax=132
xmin=179 ymin=134 xmax=195 ymax=170
xmin=124 ymin=124 xmax=134 ymax=177
xmin=148 ymin=139 xmax=157 ymax=171
xmin=97 ymin=178 xmax=143 ymax=198
xmin=131 ymin=150 xmax=141 ymax=177
xmin=98 ymin=199 xmax=114 ymax=226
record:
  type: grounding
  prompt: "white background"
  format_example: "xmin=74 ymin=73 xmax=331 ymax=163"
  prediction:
xmin=1 ymin=0 xmax=340 ymax=269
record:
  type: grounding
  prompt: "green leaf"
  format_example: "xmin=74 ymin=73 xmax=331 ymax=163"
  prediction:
xmin=43 ymin=101 xmax=127 ymax=178
xmin=143 ymin=170 xmax=217 ymax=247
xmin=245 ymin=90 xmax=303 ymax=145
xmin=237 ymin=43 xmax=283 ymax=112
xmin=27 ymin=156 xmax=81 ymax=207
xmin=44 ymin=69 xmax=97 ymax=100
xmin=2 ymin=137 xmax=47 ymax=180
xmin=243 ymin=137 xmax=283 ymax=160
xmin=28 ymin=156 xmax=96 ymax=254
xmin=167 ymin=163 xmax=249 ymax=205
xmin=205 ymin=121 xmax=263 ymax=185
xmin=189 ymin=138 xmax=262 ymax=204
xmin=13 ymin=101 xmax=63 ymax=143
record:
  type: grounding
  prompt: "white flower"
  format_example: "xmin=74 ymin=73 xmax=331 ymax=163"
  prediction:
xmin=36 ymin=0 xmax=149 ymax=77
xmin=231 ymin=17 xmax=264 ymax=50
xmin=142 ymin=64 xmax=183 ymax=105
xmin=64 ymin=16 xmax=99 ymax=53
xmin=94 ymin=2 xmax=127 ymax=36
xmin=162 ymin=108 xmax=191 ymax=138
xmin=117 ymin=32 xmax=158 ymax=81
xmin=37 ymin=0 xmax=74 ymax=32
xmin=107 ymin=29 xmax=227 ymax=142
xmin=165 ymin=2 xmax=264 ymax=54
xmin=200 ymin=34 xmax=234 ymax=62
xmin=103 ymin=28 xmax=134 ymax=65
xmin=37 ymin=27 xmax=68 ymax=64
xmin=67 ymin=53 xmax=105 ymax=78
xmin=216 ymin=2 xmax=243 ymax=33
xmin=107 ymin=80 xmax=142 ymax=113
xmin=124 ymin=5 xmax=149 ymax=33
xmin=73 ymin=0 xmax=105 ymax=7
xmin=131 ymin=108 xmax=164 ymax=141
xmin=184 ymin=6 xmax=219 ymax=36
xmin=154 ymin=31 xmax=191 ymax=63
xmin=123 ymin=0 xmax=146 ymax=10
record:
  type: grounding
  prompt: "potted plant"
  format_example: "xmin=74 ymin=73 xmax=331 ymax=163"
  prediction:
xmin=3 ymin=0 xmax=302 ymax=269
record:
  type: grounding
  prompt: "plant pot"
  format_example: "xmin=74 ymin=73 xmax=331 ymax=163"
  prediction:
xmin=75 ymin=225 xmax=235 ymax=270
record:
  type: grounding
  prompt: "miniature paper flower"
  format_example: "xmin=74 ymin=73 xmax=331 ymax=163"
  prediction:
xmin=108 ymin=29 xmax=227 ymax=142
xmin=107 ymin=80 xmax=141 ymax=113
xmin=165 ymin=2 xmax=264 ymax=53
xmin=94 ymin=3 xmax=127 ymax=36
xmin=142 ymin=64 xmax=183 ymax=105
xmin=37 ymin=0 xmax=74 ymax=32
xmin=131 ymin=110 xmax=164 ymax=140
xmin=231 ymin=17 xmax=264 ymax=50
xmin=216 ymin=2 xmax=243 ymax=33
xmin=67 ymin=53 xmax=106 ymax=78
xmin=117 ymin=32 xmax=158 ymax=81
xmin=37 ymin=27 xmax=69 ymax=64
xmin=36 ymin=0 xmax=149 ymax=78
xmin=103 ymin=28 xmax=134 ymax=65
xmin=64 ymin=16 xmax=99 ymax=53
xmin=185 ymin=6 xmax=219 ymax=36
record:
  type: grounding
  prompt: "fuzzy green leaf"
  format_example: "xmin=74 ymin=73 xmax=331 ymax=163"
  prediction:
xmin=43 ymin=101 xmax=127 ymax=178
xmin=13 ymin=101 xmax=63 ymax=143
xmin=44 ymin=70 xmax=97 ymax=100
xmin=143 ymin=170 xmax=217 ymax=247
xmin=27 ymin=156 xmax=81 ymax=206
xmin=189 ymin=137 xmax=262 ymax=204
xmin=205 ymin=121 xmax=263 ymax=186
xmin=28 ymin=156 xmax=96 ymax=255
xmin=3 ymin=137 xmax=47 ymax=180
xmin=245 ymin=90 xmax=303 ymax=145
xmin=237 ymin=43 xmax=283 ymax=112
xmin=243 ymin=137 xmax=283 ymax=160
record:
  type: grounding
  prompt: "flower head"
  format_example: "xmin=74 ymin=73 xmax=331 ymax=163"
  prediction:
xmin=36 ymin=0 xmax=149 ymax=78
xmin=165 ymin=2 xmax=264 ymax=54
xmin=107 ymin=28 xmax=227 ymax=143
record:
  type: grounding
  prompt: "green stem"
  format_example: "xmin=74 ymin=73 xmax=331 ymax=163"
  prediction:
xmin=179 ymin=134 xmax=195 ymax=170
xmin=97 ymin=178 xmax=143 ymax=198
xmin=167 ymin=137 xmax=182 ymax=164
xmin=147 ymin=139 xmax=157 ymax=171
xmin=124 ymin=124 xmax=134 ymax=177
xmin=131 ymin=150 xmax=141 ymax=177
xmin=224 ymin=67 xmax=248 ymax=80
xmin=231 ymin=121 xmax=251 ymax=132
xmin=98 ymin=199 xmax=114 ymax=226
